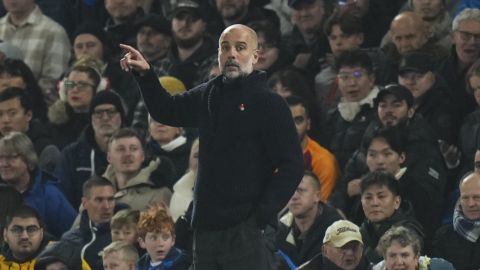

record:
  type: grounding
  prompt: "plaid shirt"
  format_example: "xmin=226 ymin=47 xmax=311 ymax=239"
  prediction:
xmin=0 ymin=5 xmax=71 ymax=99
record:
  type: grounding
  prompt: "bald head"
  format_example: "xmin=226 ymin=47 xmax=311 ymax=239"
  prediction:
xmin=460 ymin=172 xmax=480 ymax=220
xmin=220 ymin=24 xmax=258 ymax=47
xmin=218 ymin=24 xmax=259 ymax=81
xmin=390 ymin=12 xmax=428 ymax=55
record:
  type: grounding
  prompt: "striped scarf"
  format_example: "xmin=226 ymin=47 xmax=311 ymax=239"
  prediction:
xmin=453 ymin=203 xmax=480 ymax=243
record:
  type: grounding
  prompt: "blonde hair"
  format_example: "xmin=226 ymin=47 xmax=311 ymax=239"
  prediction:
xmin=102 ymin=241 xmax=139 ymax=265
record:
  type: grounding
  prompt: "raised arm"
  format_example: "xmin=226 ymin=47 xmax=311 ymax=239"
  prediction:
xmin=119 ymin=44 xmax=202 ymax=127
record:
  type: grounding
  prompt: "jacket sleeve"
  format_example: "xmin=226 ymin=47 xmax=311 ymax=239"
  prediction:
xmin=54 ymin=147 xmax=77 ymax=208
xmin=255 ymin=93 xmax=304 ymax=228
xmin=133 ymin=69 xmax=204 ymax=127
xmin=45 ymin=184 xmax=77 ymax=238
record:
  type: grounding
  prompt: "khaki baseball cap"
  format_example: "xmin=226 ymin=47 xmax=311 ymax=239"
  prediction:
xmin=323 ymin=220 xmax=363 ymax=247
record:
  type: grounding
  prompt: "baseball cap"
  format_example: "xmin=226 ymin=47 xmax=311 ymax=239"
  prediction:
xmin=398 ymin=52 xmax=434 ymax=75
xmin=323 ymin=220 xmax=363 ymax=247
xmin=375 ymin=84 xmax=414 ymax=108
xmin=288 ymin=0 xmax=316 ymax=8
xmin=135 ymin=14 xmax=172 ymax=36
xmin=172 ymin=0 xmax=207 ymax=21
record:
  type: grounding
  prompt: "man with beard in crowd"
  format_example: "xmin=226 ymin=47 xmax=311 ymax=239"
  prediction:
xmin=157 ymin=0 xmax=216 ymax=89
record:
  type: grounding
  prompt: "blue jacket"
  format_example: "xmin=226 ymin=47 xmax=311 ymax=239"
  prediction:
xmin=136 ymin=247 xmax=190 ymax=270
xmin=23 ymin=168 xmax=77 ymax=239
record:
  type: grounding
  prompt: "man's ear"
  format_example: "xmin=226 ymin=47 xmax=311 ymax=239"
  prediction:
xmin=81 ymin=196 xmax=88 ymax=210
xmin=138 ymin=237 xmax=146 ymax=249
xmin=407 ymin=107 xmax=415 ymax=119
xmin=394 ymin=195 xmax=401 ymax=209
xmin=25 ymin=110 xmax=32 ymax=122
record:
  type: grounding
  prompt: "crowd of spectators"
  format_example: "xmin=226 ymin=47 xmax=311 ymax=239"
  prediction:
xmin=0 ymin=0 xmax=479 ymax=269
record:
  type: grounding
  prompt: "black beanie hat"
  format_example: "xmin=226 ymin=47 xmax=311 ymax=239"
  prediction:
xmin=73 ymin=23 xmax=108 ymax=46
xmin=89 ymin=90 xmax=126 ymax=123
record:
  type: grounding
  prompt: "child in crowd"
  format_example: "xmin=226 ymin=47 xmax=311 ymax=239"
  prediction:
xmin=136 ymin=206 xmax=190 ymax=270
xmin=102 ymin=241 xmax=139 ymax=270
xmin=111 ymin=209 xmax=140 ymax=244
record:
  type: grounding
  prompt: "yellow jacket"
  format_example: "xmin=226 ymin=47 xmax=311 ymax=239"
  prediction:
xmin=0 ymin=255 xmax=36 ymax=270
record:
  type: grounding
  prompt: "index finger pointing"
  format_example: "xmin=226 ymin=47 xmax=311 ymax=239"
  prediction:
xmin=119 ymin=44 xmax=140 ymax=56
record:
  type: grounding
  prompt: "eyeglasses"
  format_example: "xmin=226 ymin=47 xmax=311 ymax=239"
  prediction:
xmin=64 ymin=80 xmax=95 ymax=91
xmin=337 ymin=70 xmax=366 ymax=81
xmin=9 ymin=225 xmax=41 ymax=237
xmin=92 ymin=108 xmax=118 ymax=119
xmin=456 ymin=30 xmax=480 ymax=43
xmin=0 ymin=154 xmax=20 ymax=162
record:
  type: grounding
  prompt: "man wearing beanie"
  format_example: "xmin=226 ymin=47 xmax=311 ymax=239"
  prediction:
xmin=73 ymin=23 xmax=108 ymax=62
xmin=55 ymin=90 xmax=125 ymax=209
xmin=135 ymin=14 xmax=172 ymax=74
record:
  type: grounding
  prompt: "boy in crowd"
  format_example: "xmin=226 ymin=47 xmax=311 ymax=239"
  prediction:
xmin=111 ymin=209 xmax=140 ymax=245
xmin=102 ymin=241 xmax=139 ymax=270
xmin=136 ymin=207 xmax=190 ymax=270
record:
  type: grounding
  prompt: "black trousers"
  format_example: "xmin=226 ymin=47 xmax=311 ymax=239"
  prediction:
xmin=192 ymin=217 xmax=277 ymax=270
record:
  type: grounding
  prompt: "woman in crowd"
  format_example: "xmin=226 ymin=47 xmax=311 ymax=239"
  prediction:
xmin=48 ymin=56 xmax=107 ymax=149
xmin=374 ymin=226 xmax=454 ymax=270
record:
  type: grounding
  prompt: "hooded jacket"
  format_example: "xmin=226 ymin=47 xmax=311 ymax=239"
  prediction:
xmin=57 ymin=210 xmax=113 ymax=270
xmin=20 ymin=168 xmax=76 ymax=239
xmin=55 ymin=125 xmax=109 ymax=209
xmin=102 ymin=158 xmax=173 ymax=210
xmin=136 ymin=247 xmax=190 ymax=270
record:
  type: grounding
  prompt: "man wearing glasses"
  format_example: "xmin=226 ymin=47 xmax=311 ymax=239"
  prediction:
xmin=0 ymin=132 xmax=76 ymax=238
xmin=55 ymin=90 xmax=125 ymax=209
xmin=297 ymin=220 xmax=369 ymax=270
xmin=440 ymin=8 xmax=480 ymax=119
xmin=0 ymin=205 xmax=51 ymax=269
xmin=325 ymin=49 xmax=379 ymax=169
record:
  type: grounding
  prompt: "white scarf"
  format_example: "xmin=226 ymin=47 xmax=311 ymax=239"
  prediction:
xmin=338 ymin=86 xmax=380 ymax=122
